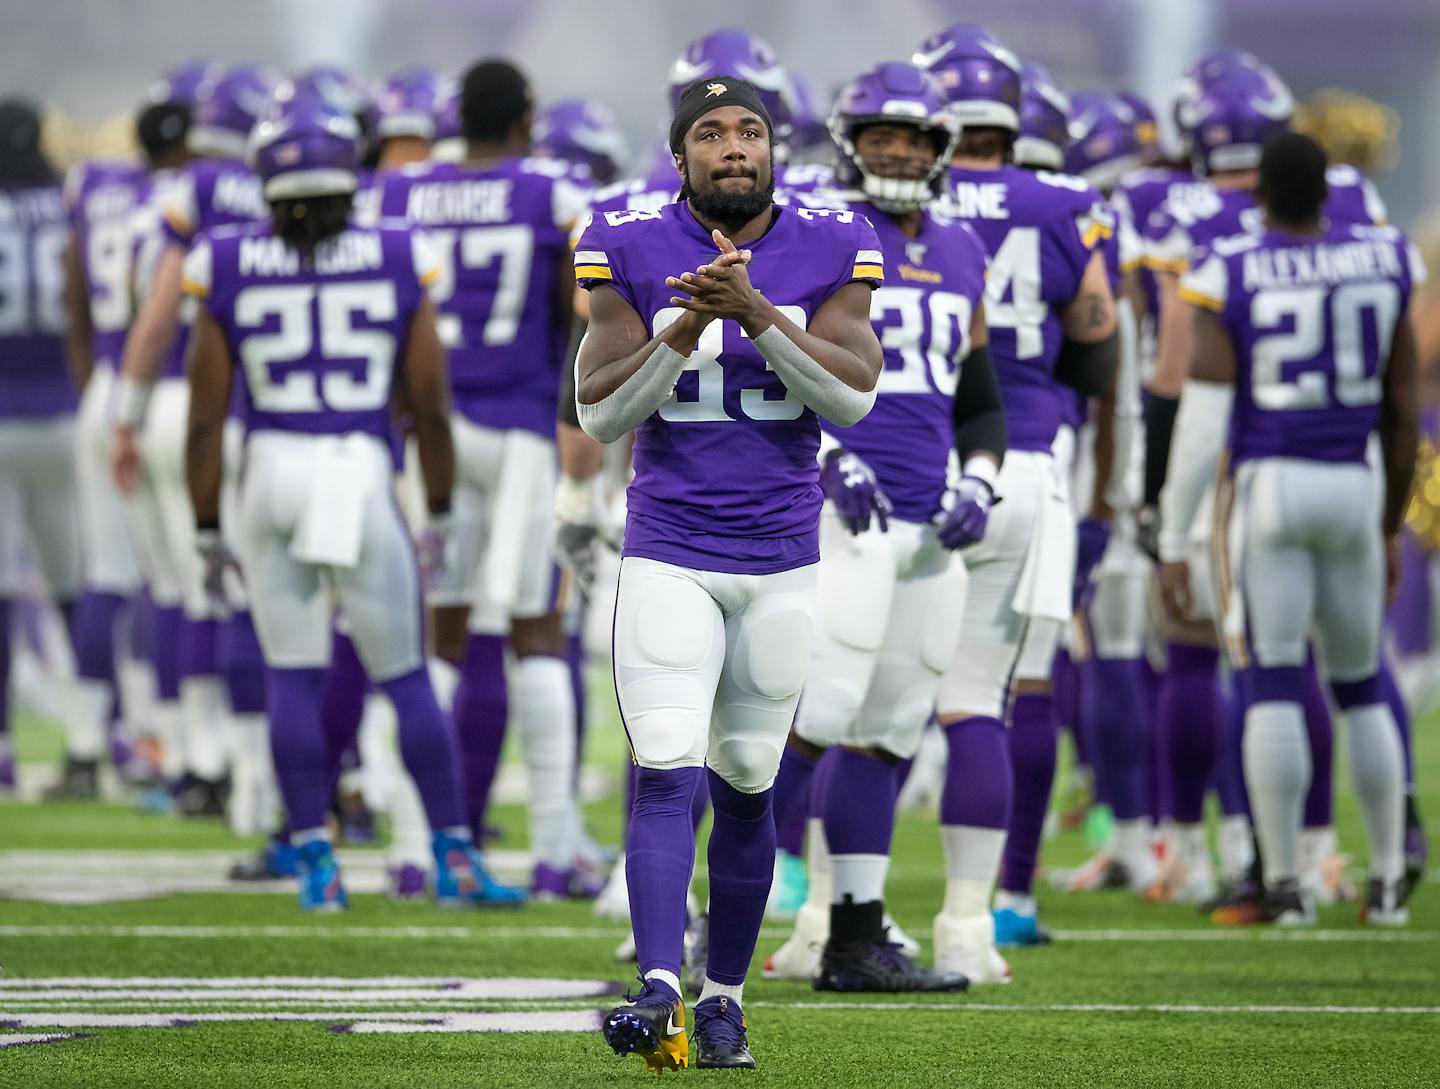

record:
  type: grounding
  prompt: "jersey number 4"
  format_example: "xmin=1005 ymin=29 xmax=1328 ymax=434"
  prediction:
xmin=234 ymin=281 xmax=397 ymax=414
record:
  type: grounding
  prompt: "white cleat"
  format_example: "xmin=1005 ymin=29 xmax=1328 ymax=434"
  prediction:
xmin=933 ymin=913 xmax=1011 ymax=985
xmin=593 ymin=852 xmax=631 ymax=921
xmin=762 ymin=900 xmax=827 ymax=981
xmin=1361 ymin=878 xmax=1410 ymax=928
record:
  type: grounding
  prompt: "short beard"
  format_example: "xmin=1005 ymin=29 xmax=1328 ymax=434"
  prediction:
xmin=679 ymin=167 xmax=775 ymax=231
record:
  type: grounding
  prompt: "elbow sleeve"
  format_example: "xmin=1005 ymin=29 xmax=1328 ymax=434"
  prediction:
xmin=1055 ymin=332 xmax=1120 ymax=398
xmin=951 ymin=345 xmax=1007 ymax=463
xmin=1143 ymin=393 xmax=1179 ymax=508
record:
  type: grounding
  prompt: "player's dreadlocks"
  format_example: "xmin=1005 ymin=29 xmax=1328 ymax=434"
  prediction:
xmin=270 ymin=195 xmax=354 ymax=261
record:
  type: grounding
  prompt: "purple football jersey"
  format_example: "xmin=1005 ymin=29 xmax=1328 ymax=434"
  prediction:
xmin=157 ymin=159 xmax=267 ymax=379
xmin=0 ymin=184 xmax=74 ymax=419
xmin=1180 ymin=221 xmax=1418 ymax=465
xmin=817 ymin=193 xmax=988 ymax=521
xmin=946 ymin=165 xmax=1113 ymax=453
xmin=575 ymin=200 xmax=884 ymax=574
xmin=1114 ymin=166 xmax=1207 ymax=322
xmin=64 ymin=162 xmax=145 ymax=370
xmin=379 ymin=156 xmax=590 ymax=437
xmin=182 ymin=220 xmax=436 ymax=442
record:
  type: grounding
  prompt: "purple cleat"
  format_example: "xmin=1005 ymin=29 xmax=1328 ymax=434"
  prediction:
xmin=532 ymin=862 xmax=605 ymax=902
xmin=387 ymin=863 xmax=427 ymax=901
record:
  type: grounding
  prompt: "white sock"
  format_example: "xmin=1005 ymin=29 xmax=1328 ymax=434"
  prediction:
xmin=118 ymin=657 xmax=157 ymax=744
xmin=153 ymin=699 xmax=185 ymax=781
xmin=1342 ymin=702 xmax=1406 ymax=882
xmin=179 ymin=676 xmax=229 ymax=781
xmin=939 ymin=825 xmax=1005 ymax=918
xmin=994 ymin=889 xmax=1036 ymax=916
xmin=1172 ymin=822 xmax=1208 ymax=866
xmin=829 ymin=853 xmax=889 ymax=905
xmin=67 ymin=678 xmax=111 ymax=761
xmin=292 ymin=826 xmax=330 ymax=847
xmin=389 ymin=762 xmax=433 ymax=868
xmin=514 ymin=656 xmax=578 ymax=869
xmin=643 ymin=969 xmax=682 ymax=998
xmin=1218 ymin=815 xmax=1255 ymax=881
xmin=227 ymin=712 xmax=275 ymax=836
xmin=1243 ymin=700 xmax=1310 ymax=887
xmin=698 ymin=977 xmax=744 ymax=1006
xmin=1113 ymin=818 xmax=1151 ymax=871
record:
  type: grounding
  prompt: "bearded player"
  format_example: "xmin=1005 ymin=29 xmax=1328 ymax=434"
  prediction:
xmin=576 ymin=78 xmax=882 ymax=1070
xmin=763 ymin=61 xmax=999 ymax=992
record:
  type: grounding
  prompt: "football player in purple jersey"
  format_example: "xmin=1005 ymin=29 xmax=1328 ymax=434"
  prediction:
xmin=577 ymin=78 xmax=882 ymax=1070
xmin=1141 ymin=55 xmax=1391 ymax=908
xmin=0 ymin=100 xmax=78 ymax=794
xmin=1158 ymin=133 xmax=1419 ymax=925
xmin=759 ymin=61 xmax=995 ymax=994
xmin=533 ymin=99 xmax=628 ymax=188
xmin=1043 ymin=91 xmax=1165 ymax=900
xmin=366 ymin=67 xmax=445 ymax=171
xmin=916 ymin=23 xmax=1119 ymax=981
xmin=181 ymin=94 xmax=515 ymax=912
xmin=379 ymin=60 xmax=590 ymax=903
xmin=54 ymin=96 xmax=193 ymax=798
xmin=111 ymin=64 xmax=274 ymax=821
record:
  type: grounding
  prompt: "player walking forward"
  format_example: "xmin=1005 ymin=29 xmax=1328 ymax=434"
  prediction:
xmin=576 ymin=79 xmax=882 ymax=1070
xmin=180 ymin=94 xmax=505 ymax=911
xmin=1159 ymin=134 xmax=1420 ymax=925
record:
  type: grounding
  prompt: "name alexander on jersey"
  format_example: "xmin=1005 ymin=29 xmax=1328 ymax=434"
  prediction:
xmin=1233 ymin=233 xmax=1405 ymax=291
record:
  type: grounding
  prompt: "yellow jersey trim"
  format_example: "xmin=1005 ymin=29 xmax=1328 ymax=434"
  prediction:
xmin=575 ymin=265 xmax=613 ymax=281
xmin=1178 ymin=286 xmax=1223 ymax=312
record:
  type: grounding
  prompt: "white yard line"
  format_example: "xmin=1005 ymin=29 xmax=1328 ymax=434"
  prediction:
xmin=0 ymin=924 xmax=1433 ymax=942
xmin=0 ymin=1032 xmax=83 ymax=1048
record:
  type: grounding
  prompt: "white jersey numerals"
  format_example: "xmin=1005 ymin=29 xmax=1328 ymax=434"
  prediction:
xmin=984 ymin=226 xmax=1045 ymax=360
xmin=0 ymin=224 xmax=66 ymax=337
xmin=86 ymin=219 xmax=134 ymax=333
xmin=651 ymin=306 xmax=808 ymax=423
xmin=234 ymin=281 xmax=397 ymax=414
xmin=871 ymin=287 xmax=973 ymax=397
xmin=424 ymin=224 xmax=534 ymax=349
xmin=1249 ymin=281 xmax=1398 ymax=410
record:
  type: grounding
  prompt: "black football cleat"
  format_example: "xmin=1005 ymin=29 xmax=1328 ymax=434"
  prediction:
xmin=43 ymin=757 xmax=99 ymax=801
xmin=815 ymin=937 xmax=970 ymax=993
xmin=1211 ymin=879 xmax=1314 ymax=926
xmin=681 ymin=910 xmax=709 ymax=997
xmin=691 ymin=996 xmax=755 ymax=1070
xmin=602 ymin=981 xmax=688 ymax=1072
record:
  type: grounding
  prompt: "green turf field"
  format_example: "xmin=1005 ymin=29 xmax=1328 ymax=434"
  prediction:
xmin=1 ymin=685 xmax=1437 ymax=1088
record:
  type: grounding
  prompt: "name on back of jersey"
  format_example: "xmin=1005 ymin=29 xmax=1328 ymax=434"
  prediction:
xmin=403 ymin=178 xmax=514 ymax=224
xmin=236 ymin=231 xmax=386 ymax=278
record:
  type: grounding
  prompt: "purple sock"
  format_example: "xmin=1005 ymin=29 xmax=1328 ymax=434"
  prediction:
xmin=569 ymin=634 xmax=587 ymax=775
xmin=1388 ymin=531 xmax=1432 ymax=656
xmin=178 ymin=617 xmax=220 ymax=680
xmin=705 ymin=769 xmax=775 ymax=986
xmin=940 ymin=716 xmax=1012 ymax=830
xmin=811 ymin=746 xmax=843 ymax=820
xmin=72 ymin=592 xmax=124 ymax=690
xmin=266 ymin=667 xmax=330 ymax=831
xmin=451 ymin=633 xmax=508 ymax=838
xmin=1160 ymin=643 xmax=1220 ymax=824
xmin=822 ymin=748 xmax=896 ymax=856
xmin=627 ymin=766 xmax=702 ymax=982
xmin=690 ymin=767 xmax=710 ymax=832
xmin=1379 ymin=658 xmax=1414 ymax=788
xmin=1301 ymin=653 xmax=1334 ymax=829
xmin=895 ymin=755 xmax=914 ymax=793
xmin=151 ymin=605 xmax=183 ymax=701
xmin=1001 ymin=694 xmax=1057 ymax=895
xmin=321 ymin=631 xmax=368 ymax=784
xmin=771 ymin=745 xmax=817 ymax=856
xmin=1082 ymin=657 xmax=1151 ymax=820
xmin=220 ymin=612 xmax=267 ymax=714
xmin=0 ymin=600 xmax=11 ymax=737
xmin=381 ymin=668 xmax=465 ymax=832
xmin=1214 ymin=670 xmax=1250 ymax=817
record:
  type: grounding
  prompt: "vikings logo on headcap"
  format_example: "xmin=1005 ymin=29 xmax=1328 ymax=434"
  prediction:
xmin=705 ymin=82 xmax=729 ymax=98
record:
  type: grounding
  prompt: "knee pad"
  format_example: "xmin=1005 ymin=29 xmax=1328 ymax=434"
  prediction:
xmin=793 ymin=678 xmax=865 ymax=750
xmin=709 ymin=728 xmax=786 ymax=794
xmin=816 ymin=532 xmax=893 ymax=654
xmin=852 ymin=672 xmax=937 ymax=759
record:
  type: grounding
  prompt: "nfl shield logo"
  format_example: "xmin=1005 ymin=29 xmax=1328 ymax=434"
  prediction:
xmin=905 ymin=242 xmax=927 ymax=266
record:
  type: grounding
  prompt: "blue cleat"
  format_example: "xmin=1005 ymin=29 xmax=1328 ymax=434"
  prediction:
xmin=230 ymin=838 xmax=300 ymax=881
xmin=993 ymin=906 xmax=1052 ymax=948
xmin=296 ymin=839 xmax=347 ymax=912
xmin=432 ymin=831 xmax=528 ymax=907
xmin=771 ymin=850 xmax=808 ymax=919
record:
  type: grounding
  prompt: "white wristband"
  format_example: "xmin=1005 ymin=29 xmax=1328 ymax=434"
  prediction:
xmin=962 ymin=455 xmax=998 ymax=488
xmin=113 ymin=375 xmax=153 ymax=430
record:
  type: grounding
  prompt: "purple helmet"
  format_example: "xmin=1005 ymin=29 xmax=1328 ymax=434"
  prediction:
xmin=189 ymin=64 xmax=276 ymax=159
xmin=1065 ymin=91 xmax=1144 ymax=190
xmin=912 ymin=23 xmax=1022 ymax=131
xmin=533 ymin=99 xmax=628 ymax=186
xmin=250 ymin=93 xmax=360 ymax=201
xmin=1117 ymin=90 xmax=1161 ymax=160
xmin=288 ymin=66 xmax=369 ymax=120
xmin=148 ymin=61 xmax=218 ymax=110
xmin=666 ymin=29 xmax=792 ymax=137
xmin=1186 ymin=61 xmax=1293 ymax=173
xmin=783 ymin=73 xmax=832 ymax=154
xmin=430 ymin=87 xmax=464 ymax=162
xmin=1014 ymin=63 xmax=1070 ymax=170
xmin=828 ymin=62 xmax=958 ymax=212
xmin=370 ymin=67 xmax=446 ymax=141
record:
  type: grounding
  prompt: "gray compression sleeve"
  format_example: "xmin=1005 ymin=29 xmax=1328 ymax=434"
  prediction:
xmin=751 ymin=325 xmax=876 ymax=427
xmin=575 ymin=338 xmax=689 ymax=444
